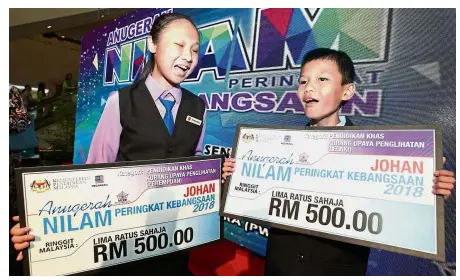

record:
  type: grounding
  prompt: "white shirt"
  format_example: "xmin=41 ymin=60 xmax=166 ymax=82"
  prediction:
xmin=308 ymin=116 xmax=347 ymax=127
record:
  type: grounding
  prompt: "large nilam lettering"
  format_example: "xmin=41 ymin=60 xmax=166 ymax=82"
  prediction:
xmin=105 ymin=8 xmax=386 ymax=116
xmin=240 ymin=150 xmax=294 ymax=182
xmin=39 ymin=196 xmax=113 ymax=235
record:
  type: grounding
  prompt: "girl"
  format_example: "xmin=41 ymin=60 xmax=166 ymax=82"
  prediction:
xmin=10 ymin=13 xmax=205 ymax=276
xmin=86 ymin=12 xmax=204 ymax=164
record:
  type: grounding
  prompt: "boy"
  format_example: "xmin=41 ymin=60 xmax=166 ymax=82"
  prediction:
xmin=222 ymin=48 xmax=455 ymax=275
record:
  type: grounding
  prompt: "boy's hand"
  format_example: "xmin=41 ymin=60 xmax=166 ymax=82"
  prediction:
xmin=432 ymin=157 xmax=455 ymax=200
xmin=222 ymin=158 xmax=236 ymax=183
xmin=10 ymin=216 xmax=35 ymax=261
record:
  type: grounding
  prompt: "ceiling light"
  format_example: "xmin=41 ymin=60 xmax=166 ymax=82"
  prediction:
xmin=47 ymin=25 xmax=52 ymax=29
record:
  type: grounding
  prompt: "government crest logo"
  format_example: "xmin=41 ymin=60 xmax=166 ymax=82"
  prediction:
xmin=30 ymin=179 xmax=51 ymax=193
xmin=242 ymin=133 xmax=255 ymax=143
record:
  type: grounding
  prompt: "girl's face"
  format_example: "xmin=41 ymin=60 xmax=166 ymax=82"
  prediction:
xmin=150 ymin=19 xmax=200 ymax=89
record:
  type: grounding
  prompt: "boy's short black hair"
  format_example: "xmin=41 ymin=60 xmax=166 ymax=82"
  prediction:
xmin=301 ymin=48 xmax=355 ymax=85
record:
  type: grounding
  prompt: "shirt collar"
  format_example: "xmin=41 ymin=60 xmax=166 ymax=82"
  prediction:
xmin=145 ymin=74 xmax=182 ymax=104
xmin=308 ymin=116 xmax=347 ymax=127
xmin=337 ymin=115 xmax=346 ymax=126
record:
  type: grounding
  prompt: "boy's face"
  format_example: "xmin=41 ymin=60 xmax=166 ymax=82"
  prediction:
xmin=297 ymin=59 xmax=354 ymax=122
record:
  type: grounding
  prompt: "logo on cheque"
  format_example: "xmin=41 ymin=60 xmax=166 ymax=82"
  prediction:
xmin=242 ymin=133 xmax=255 ymax=143
xmin=30 ymin=179 xmax=51 ymax=193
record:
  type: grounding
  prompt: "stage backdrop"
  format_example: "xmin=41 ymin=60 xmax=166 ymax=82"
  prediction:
xmin=74 ymin=8 xmax=456 ymax=276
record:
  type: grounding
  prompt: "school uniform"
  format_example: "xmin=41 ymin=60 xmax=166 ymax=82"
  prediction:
xmin=86 ymin=75 xmax=206 ymax=275
xmin=264 ymin=116 xmax=370 ymax=276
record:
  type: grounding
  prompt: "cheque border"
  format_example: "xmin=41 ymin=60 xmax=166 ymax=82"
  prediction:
xmin=220 ymin=124 xmax=445 ymax=262
xmin=16 ymin=155 xmax=225 ymax=276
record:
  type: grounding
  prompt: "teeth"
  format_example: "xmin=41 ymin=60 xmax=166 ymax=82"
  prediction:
xmin=176 ymin=65 xmax=188 ymax=71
